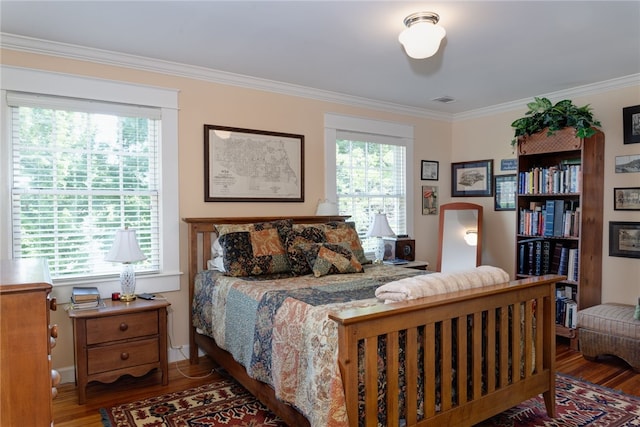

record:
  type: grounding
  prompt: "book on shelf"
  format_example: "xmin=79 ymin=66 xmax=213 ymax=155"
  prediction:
xmin=558 ymin=246 xmax=569 ymax=276
xmin=550 ymin=243 xmax=562 ymax=274
xmin=71 ymin=286 xmax=100 ymax=303
xmin=553 ymin=200 xmax=565 ymax=237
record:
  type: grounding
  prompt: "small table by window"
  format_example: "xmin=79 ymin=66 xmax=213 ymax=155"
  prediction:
xmin=68 ymin=297 xmax=170 ymax=404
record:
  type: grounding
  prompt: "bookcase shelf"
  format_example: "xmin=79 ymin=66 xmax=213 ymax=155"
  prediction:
xmin=515 ymin=127 xmax=604 ymax=349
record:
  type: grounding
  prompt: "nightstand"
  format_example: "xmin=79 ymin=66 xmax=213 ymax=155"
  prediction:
xmin=68 ymin=297 xmax=170 ymax=404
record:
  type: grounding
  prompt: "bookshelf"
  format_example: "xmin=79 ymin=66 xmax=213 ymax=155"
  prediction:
xmin=515 ymin=127 xmax=604 ymax=347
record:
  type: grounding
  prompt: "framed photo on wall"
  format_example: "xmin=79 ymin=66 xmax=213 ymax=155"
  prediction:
xmin=609 ymin=221 xmax=640 ymax=258
xmin=494 ymin=174 xmax=517 ymax=211
xmin=204 ymin=125 xmax=304 ymax=202
xmin=614 ymin=187 xmax=640 ymax=210
xmin=421 ymin=160 xmax=439 ymax=180
xmin=451 ymin=159 xmax=493 ymax=197
xmin=623 ymin=105 xmax=640 ymax=144
xmin=422 ymin=185 xmax=438 ymax=215
xmin=615 ymin=154 xmax=640 ymax=173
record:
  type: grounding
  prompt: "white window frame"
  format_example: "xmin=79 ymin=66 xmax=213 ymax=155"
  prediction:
xmin=324 ymin=113 xmax=414 ymax=254
xmin=1 ymin=65 xmax=181 ymax=294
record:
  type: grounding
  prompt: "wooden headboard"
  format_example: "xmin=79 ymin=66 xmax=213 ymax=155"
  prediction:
xmin=182 ymin=215 xmax=349 ymax=362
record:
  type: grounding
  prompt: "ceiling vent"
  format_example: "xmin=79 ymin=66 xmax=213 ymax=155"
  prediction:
xmin=432 ymin=96 xmax=456 ymax=104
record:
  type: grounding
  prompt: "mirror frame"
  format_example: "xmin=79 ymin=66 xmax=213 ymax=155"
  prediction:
xmin=436 ymin=202 xmax=483 ymax=272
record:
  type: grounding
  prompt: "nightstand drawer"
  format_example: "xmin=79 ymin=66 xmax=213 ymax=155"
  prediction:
xmin=87 ymin=338 xmax=159 ymax=374
xmin=86 ymin=311 xmax=158 ymax=344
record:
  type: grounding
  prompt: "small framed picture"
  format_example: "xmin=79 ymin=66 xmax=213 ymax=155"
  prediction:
xmin=609 ymin=221 xmax=640 ymax=258
xmin=614 ymin=187 xmax=640 ymax=210
xmin=421 ymin=160 xmax=439 ymax=180
xmin=623 ymin=105 xmax=640 ymax=144
xmin=422 ymin=185 xmax=438 ymax=215
xmin=451 ymin=159 xmax=493 ymax=197
xmin=615 ymin=154 xmax=640 ymax=173
xmin=494 ymin=174 xmax=517 ymax=211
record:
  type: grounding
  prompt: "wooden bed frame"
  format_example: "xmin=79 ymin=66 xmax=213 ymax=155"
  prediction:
xmin=184 ymin=216 xmax=559 ymax=427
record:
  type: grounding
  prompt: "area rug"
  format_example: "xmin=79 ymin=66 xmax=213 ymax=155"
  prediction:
xmin=101 ymin=373 xmax=640 ymax=427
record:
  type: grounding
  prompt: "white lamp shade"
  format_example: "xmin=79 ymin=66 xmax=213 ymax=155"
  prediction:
xmin=316 ymin=199 xmax=339 ymax=216
xmin=399 ymin=21 xmax=446 ymax=59
xmin=105 ymin=229 xmax=147 ymax=263
xmin=366 ymin=213 xmax=395 ymax=238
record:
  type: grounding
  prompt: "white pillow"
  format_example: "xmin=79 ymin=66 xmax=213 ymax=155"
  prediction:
xmin=211 ymin=238 xmax=223 ymax=257
xmin=207 ymin=256 xmax=226 ymax=272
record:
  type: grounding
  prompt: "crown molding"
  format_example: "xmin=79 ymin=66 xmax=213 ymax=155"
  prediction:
xmin=0 ymin=33 xmax=451 ymax=121
xmin=454 ymin=74 xmax=640 ymax=121
xmin=2 ymin=33 xmax=637 ymax=123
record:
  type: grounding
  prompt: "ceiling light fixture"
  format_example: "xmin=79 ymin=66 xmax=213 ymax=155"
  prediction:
xmin=399 ymin=12 xmax=446 ymax=59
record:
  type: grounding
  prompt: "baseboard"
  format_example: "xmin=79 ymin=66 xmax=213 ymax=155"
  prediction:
xmin=58 ymin=344 xmax=199 ymax=384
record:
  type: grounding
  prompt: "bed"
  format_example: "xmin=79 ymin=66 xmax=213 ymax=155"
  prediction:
xmin=184 ymin=216 xmax=560 ymax=427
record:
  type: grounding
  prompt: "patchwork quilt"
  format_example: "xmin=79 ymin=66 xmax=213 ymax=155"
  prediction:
xmin=193 ymin=264 xmax=425 ymax=427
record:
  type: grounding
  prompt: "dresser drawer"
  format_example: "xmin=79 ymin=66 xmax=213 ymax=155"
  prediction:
xmin=86 ymin=311 xmax=158 ymax=344
xmin=87 ymin=337 xmax=159 ymax=374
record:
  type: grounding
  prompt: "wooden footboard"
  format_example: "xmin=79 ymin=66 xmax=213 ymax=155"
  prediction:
xmin=330 ymin=275 xmax=559 ymax=427
xmin=184 ymin=217 xmax=560 ymax=427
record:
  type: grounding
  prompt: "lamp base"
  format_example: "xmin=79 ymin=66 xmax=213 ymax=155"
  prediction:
xmin=120 ymin=263 xmax=137 ymax=302
xmin=374 ymin=237 xmax=385 ymax=264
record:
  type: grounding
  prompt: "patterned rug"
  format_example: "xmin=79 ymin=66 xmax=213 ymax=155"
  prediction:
xmin=100 ymin=373 xmax=640 ymax=427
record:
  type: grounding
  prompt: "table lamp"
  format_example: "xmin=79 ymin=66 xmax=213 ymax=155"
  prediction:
xmin=105 ymin=227 xmax=147 ymax=301
xmin=366 ymin=213 xmax=395 ymax=263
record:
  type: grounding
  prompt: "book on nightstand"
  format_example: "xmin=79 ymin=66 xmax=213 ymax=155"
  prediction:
xmin=72 ymin=286 xmax=100 ymax=302
xmin=70 ymin=286 xmax=103 ymax=309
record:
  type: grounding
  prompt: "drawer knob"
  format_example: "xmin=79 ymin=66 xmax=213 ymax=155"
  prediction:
xmin=50 ymin=324 xmax=58 ymax=339
xmin=49 ymin=297 xmax=57 ymax=311
xmin=51 ymin=369 xmax=61 ymax=387
xmin=119 ymin=323 xmax=128 ymax=332
xmin=120 ymin=352 xmax=129 ymax=360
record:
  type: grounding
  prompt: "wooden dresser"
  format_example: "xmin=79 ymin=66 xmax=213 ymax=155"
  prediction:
xmin=0 ymin=258 xmax=58 ymax=427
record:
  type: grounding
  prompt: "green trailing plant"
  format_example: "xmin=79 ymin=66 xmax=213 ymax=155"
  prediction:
xmin=511 ymin=97 xmax=601 ymax=147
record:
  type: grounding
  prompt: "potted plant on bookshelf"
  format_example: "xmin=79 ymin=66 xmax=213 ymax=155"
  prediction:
xmin=511 ymin=97 xmax=601 ymax=149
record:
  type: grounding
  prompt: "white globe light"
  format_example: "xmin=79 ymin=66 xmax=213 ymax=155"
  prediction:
xmin=399 ymin=12 xmax=446 ymax=59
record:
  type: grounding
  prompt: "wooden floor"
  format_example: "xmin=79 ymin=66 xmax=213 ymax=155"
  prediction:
xmin=53 ymin=338 xmax=640 ymax=427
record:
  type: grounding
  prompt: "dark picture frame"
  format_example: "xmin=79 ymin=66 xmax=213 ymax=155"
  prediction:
xmin=623 ymin=105 xmax=640 ymax=144
xmin=204 ymin=125 xmax=304 ymax=202
xmin=615 ymin=154 xmax=640 ymax=173
xmin=421 ymin=160 xmax=439 ymax=180
xmin=609 ymin=221 xmax=640 ymax=258
xmin=494 ymin=174 xmax=517 ymax=211
xmin=451 ymin=159 xmax=493 ymax=197
xmin=614 ymin=187 xmax=640 ymax=211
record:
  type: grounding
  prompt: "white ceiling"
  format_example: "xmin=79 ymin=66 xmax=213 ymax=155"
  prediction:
xmin=1 ymin=1 xmax=639 ymax=116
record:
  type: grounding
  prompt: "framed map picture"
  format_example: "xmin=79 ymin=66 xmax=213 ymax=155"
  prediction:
xmin=204 ymin=125 xmax=304 ymax=202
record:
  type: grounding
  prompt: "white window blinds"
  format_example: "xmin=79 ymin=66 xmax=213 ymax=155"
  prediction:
xmin=335 ymin=130 xmax=408 ymax=254
xmin=7 ymin=91 xmax=161 ymax=280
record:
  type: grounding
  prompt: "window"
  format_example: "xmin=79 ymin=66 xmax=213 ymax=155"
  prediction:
xmin=8 ymin=92 xmax=160 ymax=279
xmin=324 ymin=114 xmax=414 ymax=255
xmin=1 ymin=66 xmax=180 ymax=292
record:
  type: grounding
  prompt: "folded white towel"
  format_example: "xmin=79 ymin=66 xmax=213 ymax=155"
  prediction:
xmin=375 ymin=265 xmax=510 ymax=303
